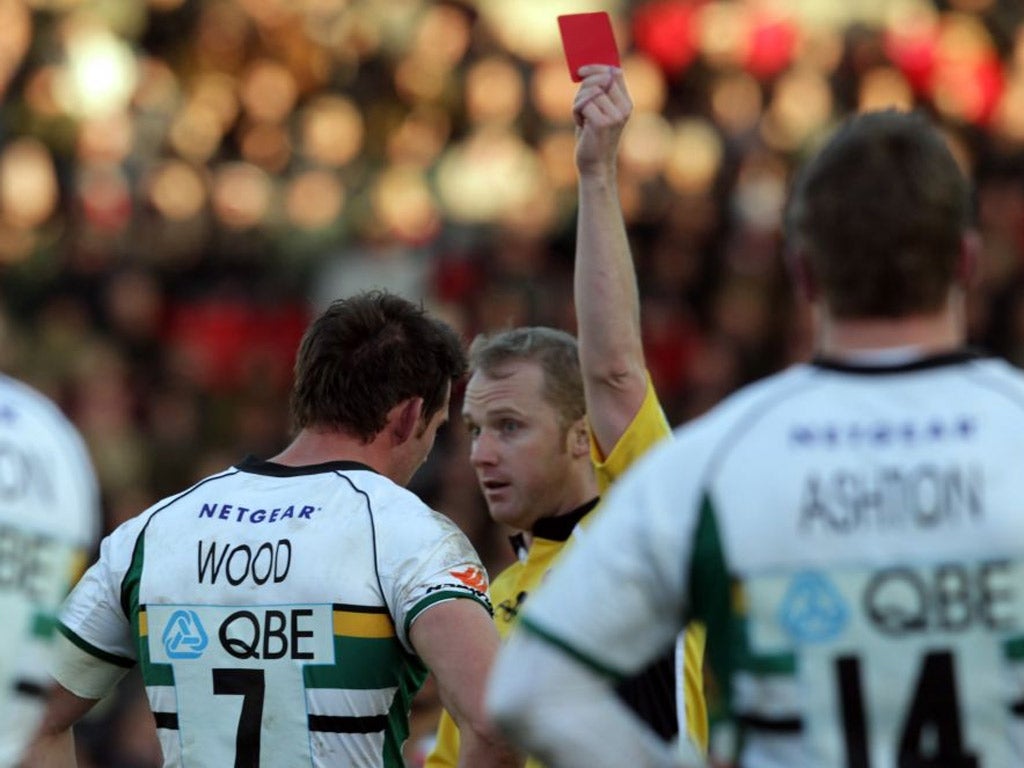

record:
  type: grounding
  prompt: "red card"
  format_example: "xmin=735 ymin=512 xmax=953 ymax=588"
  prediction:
xmin=557 ymin=12 xmax=620 ymax=82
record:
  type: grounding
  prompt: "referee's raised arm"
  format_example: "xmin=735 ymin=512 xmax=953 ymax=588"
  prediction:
xmin=572 ymin=64 xmax=646 ymax=455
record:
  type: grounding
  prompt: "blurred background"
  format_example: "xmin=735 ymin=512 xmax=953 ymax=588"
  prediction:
xmin=1 ymin=0 xmax=1022 ymax=764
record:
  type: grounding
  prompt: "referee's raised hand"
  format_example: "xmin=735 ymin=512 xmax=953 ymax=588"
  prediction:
xmin=573 ymin=64 xmax=632 ymax=179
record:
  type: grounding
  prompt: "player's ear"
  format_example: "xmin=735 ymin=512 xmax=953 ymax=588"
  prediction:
xmin=786 ymin=245 xmax=819 ymax=304
xmin=956 ymin=230 xmax=981 ymax=289
xmin=569 ymin=417 xmax=590 ymax=459
xmin=391 ymin=397 xmax=424 ymax=444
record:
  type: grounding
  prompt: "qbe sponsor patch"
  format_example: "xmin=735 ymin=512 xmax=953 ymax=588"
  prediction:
xmin=145 ymin=602 xmax=335 ymax=767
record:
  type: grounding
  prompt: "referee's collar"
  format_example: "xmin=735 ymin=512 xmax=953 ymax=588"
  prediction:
xmin=507 ymin=497 xmax=600 ymax=560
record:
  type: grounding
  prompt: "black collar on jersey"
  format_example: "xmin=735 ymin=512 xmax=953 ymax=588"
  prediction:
xmin=507 ymin=497 xmax=600 ymax=559
xmin=235 ymin=454 xmax=379 ymax=477
xmin=531 ymin=497 xmax=600 ymax=541
xmin=811 ymin=347 xmax=984 ymax=375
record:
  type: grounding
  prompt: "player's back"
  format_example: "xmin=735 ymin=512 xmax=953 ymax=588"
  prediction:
xmin=0 ymin=374 xmax=99 ymax=766
xmin=61 ymin=455 xmax=488 ymax=768
xmin=684 ymin=353 xmax=1024 ymax=767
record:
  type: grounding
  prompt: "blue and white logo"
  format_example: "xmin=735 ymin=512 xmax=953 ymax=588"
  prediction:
xmin=777 ymin=571 xmax=848 ymax=644
xmin=162 ymin=609 xmax=209 ymax=659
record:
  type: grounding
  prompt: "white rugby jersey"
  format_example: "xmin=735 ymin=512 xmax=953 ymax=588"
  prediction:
xmin=521 ymin=351 xmax=1024 ymax=768
xmin=0 ymin=374 xmax=99 ymax=766
xmin=57 ymin=456 xmax=491 ymax=768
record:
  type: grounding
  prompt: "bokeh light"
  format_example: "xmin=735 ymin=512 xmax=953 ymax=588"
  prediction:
xmin=146 ymin=160 xmax=208 ymax=222
xmin=211 ymin=162 xmax=272 ymax=229
xmin=300 ymin=95 xmax=365 ymax=167
xmin=239 ymin=59 xmax=299 ymax=123
xmin=0 ymin=0 xmax=32 ymax=97
xmin=373 ymin=164 xmax=441 ymax=244
xmin=436 ymin=128 xmax=546 ymax=223
xmin=58 ymin=15 xmax=138 ymax=118
xmin=465 ymin=56 xmax=525 ymax=126
xmin=0 ymin=137 xmax=59 ymax=229
xmin=663 ymin=118 xmax=724 ymax=195
xmin=286 ymin=169 xmax=345 ymax=230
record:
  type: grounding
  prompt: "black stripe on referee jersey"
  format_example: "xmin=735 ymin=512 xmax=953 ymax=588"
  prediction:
xmin=153 ymin=712 xmax=179 ymax=730
xmin=308 ymin=714 xmax=387 ymax=733
xmin=1012 ymin=700 xmax=1024 ymax=718
xmin=737 ymin=713 xmax=803 ymax=733
xmin=14 ymin=679 xmax=46 ymax=698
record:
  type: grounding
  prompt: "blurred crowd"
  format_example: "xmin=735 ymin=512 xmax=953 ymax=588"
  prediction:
xmin=1 ymin=0 xmax=1023 ymax=764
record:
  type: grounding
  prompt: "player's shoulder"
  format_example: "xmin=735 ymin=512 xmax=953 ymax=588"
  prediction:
xmin=671 ymin=365 xmax=816 ymax=451
xmin=337 ymin=469 xmax=474 ymax=555
xmin=958 ymin=354 xmax=1024 ymax=395
xmin=599 ymin=366 xmax=818 ymax=503
xmin=0 ymin=373 xmax=80 ymax=433
xmin=361 ymin=471 xmax=462 ymax=527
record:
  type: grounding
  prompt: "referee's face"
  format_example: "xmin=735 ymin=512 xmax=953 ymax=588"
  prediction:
xmin=463 ymin=360 xmax=583 ymax=530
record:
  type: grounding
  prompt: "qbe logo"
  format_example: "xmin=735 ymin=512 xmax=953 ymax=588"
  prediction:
xmin=162 ymin=609 xmax=209 ymax=659
xmin=777 ymin=571 xmax=849 ymax=644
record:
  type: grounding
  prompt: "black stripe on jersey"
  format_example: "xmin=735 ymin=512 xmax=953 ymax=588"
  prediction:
xmin=237 ymin=456 xmax=378 ymax=477
xmin=736 ymin=713 xmax=803 ymax=733
xmin=1012 ymin=699 xmax=1024 ymax=718
xmin=308 ymin=714 xmax=387 ymax=733
xmin=153 ymin=711 xmax=179 ymax=730
xmin=14 ymin=679 xmax=46 ymax=698
xmin=330 ymin=472 xmax=398 ymax=634
xmin=614 ymin=648 xmax=678 ymax=740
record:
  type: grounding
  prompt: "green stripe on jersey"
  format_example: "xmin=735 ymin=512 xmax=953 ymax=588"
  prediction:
xmin=744 ymin=652 xmax=797 ymax=675
xmin=403 ymin=591 xmax=492 ymax=641
xmin=305 ymin=635 xmax=419 ymax=689
xmin=518 ymin=615 xmax=624 ymax=679
xmin=688 ymin=494 xmax=736 ymax=717
xmin=382 ymin=653 xmax=429 ymax=767
xmin=135 ymin=609 xmax=174 ymax=687
xmin=1006 ymin=635 xmax=1024 ymax=661
xmin=57 ymin=622 xmax=135 ymax=668
xmin=32 ymin=611 xmax=56 ymax=639
xmin=121 ymin=534 xmax=176 ymax=687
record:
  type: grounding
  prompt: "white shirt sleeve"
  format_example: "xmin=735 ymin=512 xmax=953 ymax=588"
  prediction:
xmin=57 ymin=514 xmax=151 ymax=670
xmin=518 ymin=439 xmax=700 ymax=677
xmin=487 ymin=629 xmax=699 ymax=768
xmin=486 ymin=438 xmax=708 ymax=766
xmin=374 ymin=499 xmax=492 ymax=654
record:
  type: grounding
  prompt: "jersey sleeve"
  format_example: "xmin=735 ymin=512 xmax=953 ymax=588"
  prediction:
xmin=520 ymin=438 xmax=699 ymax=678
xmin=587 ymin=376 xmax=710 ymax=753
xmin=375 ymin=503 xmax=493 ymax=655
xmin=54 ymin=513 xmax=151 ymax=696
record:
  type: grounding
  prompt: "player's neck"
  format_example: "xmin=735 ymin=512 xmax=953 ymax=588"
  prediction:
xmin=816 ymin=298 xmax=965 ymax=361
xmin=270 ymin=428 xmax=394 ymax=479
